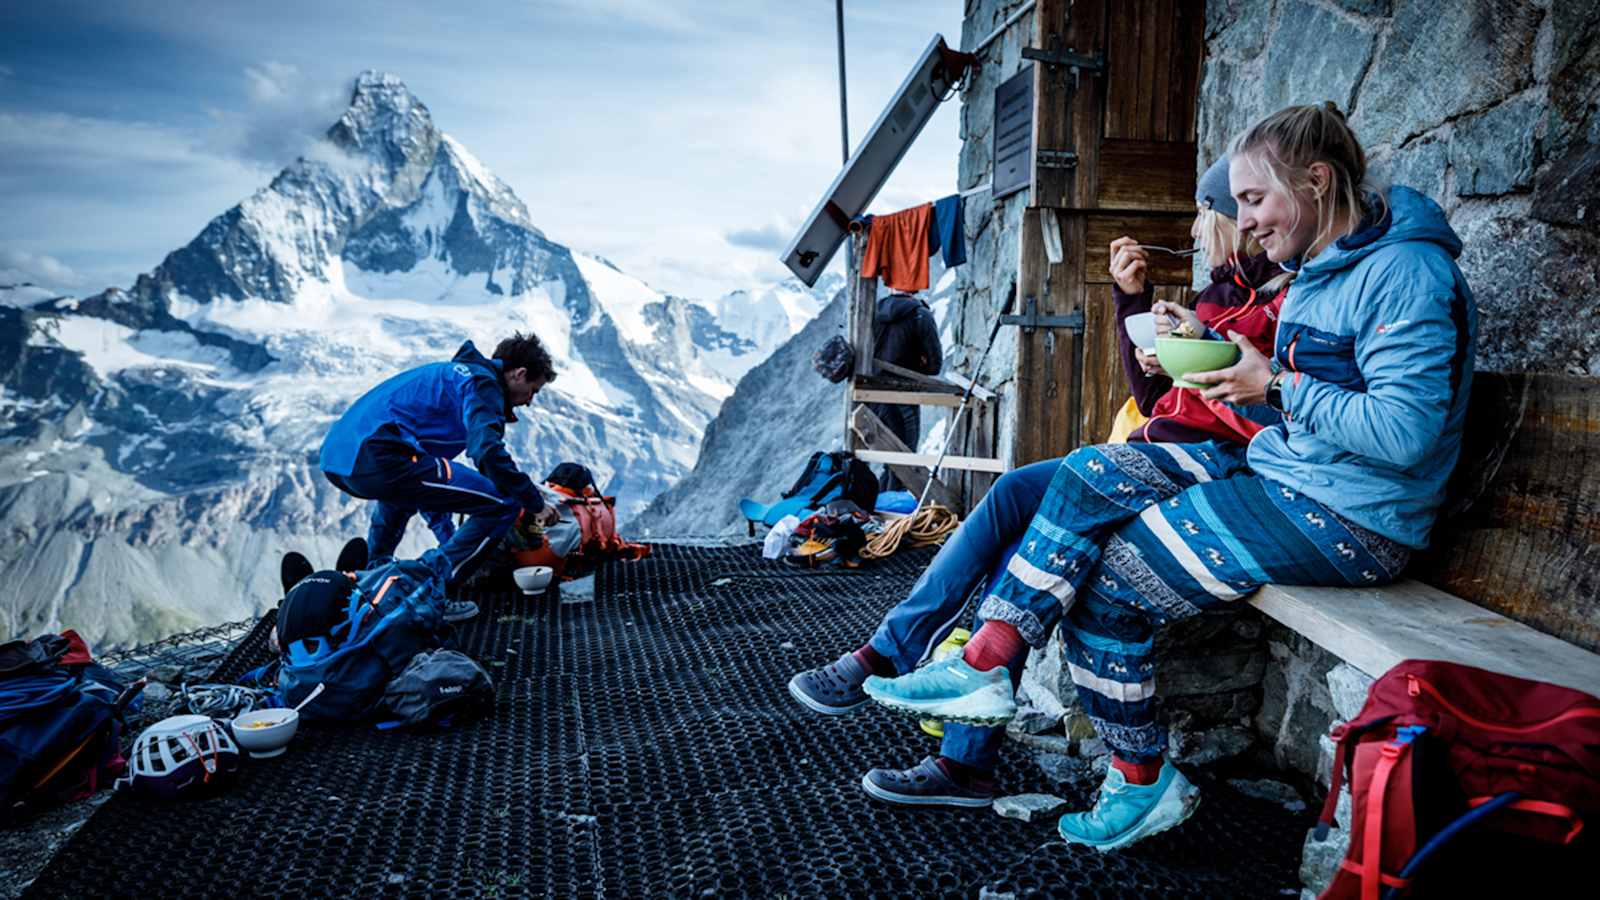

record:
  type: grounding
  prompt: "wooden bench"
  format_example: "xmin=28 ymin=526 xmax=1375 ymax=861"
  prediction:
xmin=1249 ymin=373 xmax=1600 ymax=696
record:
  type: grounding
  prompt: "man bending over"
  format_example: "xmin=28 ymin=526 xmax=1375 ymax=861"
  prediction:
xmin=319 ymin=334 xmax=561 ymax=607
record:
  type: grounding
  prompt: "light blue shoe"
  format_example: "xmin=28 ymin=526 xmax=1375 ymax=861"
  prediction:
xmin=862 ymin=656 xmax=1017 ymax=725
xmin=1057 ymin=759 xmax=1201 ymax=852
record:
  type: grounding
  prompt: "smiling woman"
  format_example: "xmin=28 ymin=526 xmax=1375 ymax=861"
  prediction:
xmin=858 ymin=102 xmax=1480 ymax=852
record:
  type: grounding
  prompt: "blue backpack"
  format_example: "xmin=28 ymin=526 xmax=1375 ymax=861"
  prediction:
xmin=1 ymin=657 xmax=128 ymax=824
xmin=738 ymin=451 xmax=880 ymax=530
xmin=277 ymin=550 xmax=453 ymax=723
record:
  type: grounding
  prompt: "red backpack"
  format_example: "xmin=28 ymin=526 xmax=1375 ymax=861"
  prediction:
xmin=1318 ymin=659 xmax=1600 ymax=900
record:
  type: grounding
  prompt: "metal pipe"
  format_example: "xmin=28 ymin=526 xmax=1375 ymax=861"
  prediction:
xmin=970 ymin=0 xmax=1036 ymax=57
xmin=835 ymin=0 xmax=850 ymax=165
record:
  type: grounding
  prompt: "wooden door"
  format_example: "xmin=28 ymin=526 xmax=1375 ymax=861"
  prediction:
xmin=1012 ymin=0 xmax=1206 ymax=464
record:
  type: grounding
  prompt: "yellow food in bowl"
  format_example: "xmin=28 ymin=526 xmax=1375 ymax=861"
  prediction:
xmin=240 ymin=717 xmax=290 ymax=729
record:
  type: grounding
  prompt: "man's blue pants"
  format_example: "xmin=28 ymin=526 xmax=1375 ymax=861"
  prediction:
xmin=325 ymin=439 xmax=521 ymax=587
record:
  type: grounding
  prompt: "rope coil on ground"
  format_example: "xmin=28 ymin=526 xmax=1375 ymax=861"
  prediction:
xmin=861 ymin=504 xmax=959 ymax=560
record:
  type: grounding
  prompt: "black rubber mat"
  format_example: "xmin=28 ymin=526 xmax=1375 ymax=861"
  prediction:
xmin=25 ymin=544 xmax=1310 ymax=898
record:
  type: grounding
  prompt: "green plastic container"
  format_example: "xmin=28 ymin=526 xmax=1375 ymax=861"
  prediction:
xmin=1155 ymin=336 xmax=1241 ymax=389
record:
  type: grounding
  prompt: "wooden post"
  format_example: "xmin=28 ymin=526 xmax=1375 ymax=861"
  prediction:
xmin=843 ymin=231 xmax=877 ymax=451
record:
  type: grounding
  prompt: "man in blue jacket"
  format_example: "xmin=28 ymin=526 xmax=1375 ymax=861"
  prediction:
xmin=320 ymin=334 xmax=561 ymax=609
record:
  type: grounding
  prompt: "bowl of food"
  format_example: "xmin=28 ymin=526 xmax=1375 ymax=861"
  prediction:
xmin=1155 ymin=336 xmax=1241 ymax=389
xmin=1123 ymin=312 xmax=1158 ymax=352
xmin=231 ymin=709 xmax=299 ymax=758
xmin=513 ymin=565 xmax=554 ymax=595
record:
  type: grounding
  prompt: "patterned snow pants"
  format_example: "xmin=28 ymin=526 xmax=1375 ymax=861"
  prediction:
xmin=978 ymin=441 xmax=1411 ymax=762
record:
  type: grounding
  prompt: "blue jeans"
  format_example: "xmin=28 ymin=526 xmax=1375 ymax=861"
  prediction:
xmin=866 ymin=458 xmax=1058 ymax=772
xmin=325 ymin=438 xmax=521 ymax=588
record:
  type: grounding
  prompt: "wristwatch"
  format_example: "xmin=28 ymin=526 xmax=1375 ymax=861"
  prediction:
xmin=1265 ymin=370 xmax=1288 ymax=412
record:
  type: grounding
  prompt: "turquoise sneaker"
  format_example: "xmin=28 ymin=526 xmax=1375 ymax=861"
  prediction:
xmin=862 ymin=656 xmax=1017 ymax=725
xmin=1057 ymin=759 xmax=1201 ymax=852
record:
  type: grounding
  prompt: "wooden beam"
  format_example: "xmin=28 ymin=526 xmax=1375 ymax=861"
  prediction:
xmin=1030 ymin=0 xmax=1107 ymax=208
xmin=1251 ymin=581 xmax=1600 ymax=697
xmin=873 ymin=358 xmax=997 ymax=402
xmin=852 ymin=450 xmax=1008 ymax=474
xmin=851 ymin=388 xmax=963 ymax=408
xmin=850 ymin=405 xmax=960 ymax=511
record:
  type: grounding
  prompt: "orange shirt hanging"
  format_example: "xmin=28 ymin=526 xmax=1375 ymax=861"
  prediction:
xmin=860 ymin=203 xmax=933 ymax=292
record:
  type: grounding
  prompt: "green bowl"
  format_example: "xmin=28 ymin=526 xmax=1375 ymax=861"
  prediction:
xmin=1155 ymin=336 xmax=1240 ymax=389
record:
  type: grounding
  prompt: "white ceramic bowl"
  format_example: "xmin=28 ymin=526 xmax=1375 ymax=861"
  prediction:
xmin=1124 ymin=312 xmax=1157 ymax=352
xmin=513 ymin=565 xmax=554 ymax=594
xmin=231 ymin=709 xmax=299 ymax=758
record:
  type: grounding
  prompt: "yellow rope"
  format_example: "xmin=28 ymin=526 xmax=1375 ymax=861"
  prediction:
xmin=861 ymin=503 xmax=960 ymax=560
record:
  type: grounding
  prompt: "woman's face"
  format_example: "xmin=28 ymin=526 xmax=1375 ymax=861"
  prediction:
xmin=1230 ymin=154 xmax=1318 ymax=262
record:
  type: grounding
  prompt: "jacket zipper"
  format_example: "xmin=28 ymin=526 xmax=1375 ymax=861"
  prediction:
xmin=1407 ymin=674 xmax=1600 ymax=735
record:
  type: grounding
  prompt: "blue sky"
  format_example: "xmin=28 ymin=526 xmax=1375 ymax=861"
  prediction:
xmin=0 ymin=1 xmax=966 ymax=300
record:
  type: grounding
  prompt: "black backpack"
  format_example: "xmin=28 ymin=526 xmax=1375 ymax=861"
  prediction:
xmin=783 ymin=451 xmax=879 ymax=514
xmin=545 ymin=462 xmax=597 ymax=494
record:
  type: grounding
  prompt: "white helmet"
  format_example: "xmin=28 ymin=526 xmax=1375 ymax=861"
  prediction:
xmin=120 ymin=714 xmax=241 ymax=799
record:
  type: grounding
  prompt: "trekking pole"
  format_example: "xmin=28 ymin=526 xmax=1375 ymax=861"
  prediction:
xmin=916 ymin=289 xmax=1017 ymax=511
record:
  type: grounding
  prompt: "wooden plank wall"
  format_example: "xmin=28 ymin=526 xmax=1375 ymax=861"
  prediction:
xmin=1013 ymin=208 xmax=1088 ymax=464
xmin=1102 ymin=0 xmax=1202 ymax=145
xmin=1411 ymin=372 xmax=1600 ymax=654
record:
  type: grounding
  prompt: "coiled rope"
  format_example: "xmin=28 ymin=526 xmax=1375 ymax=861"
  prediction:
xmin=861 ymin=503 xmax=960 ymax=560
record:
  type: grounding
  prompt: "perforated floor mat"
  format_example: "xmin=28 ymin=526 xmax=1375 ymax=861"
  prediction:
xmin=26 ymin=544 xmax=1310 ymax=898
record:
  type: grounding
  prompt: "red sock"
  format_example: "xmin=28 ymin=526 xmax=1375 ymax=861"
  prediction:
xmin=961 ymin=621 xmax=1025 ymax=672
xmin=852 ymin=644 xmax=897 ymax=678
xmin=1111 ymin=755 xmax=1164 ymax=785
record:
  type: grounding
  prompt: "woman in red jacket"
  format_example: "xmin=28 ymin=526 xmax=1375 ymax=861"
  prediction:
xmin=1111 ymin=155 xmax=1294 ymax=445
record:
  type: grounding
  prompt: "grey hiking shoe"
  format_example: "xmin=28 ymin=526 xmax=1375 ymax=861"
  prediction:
xmin=861 ymin=757 xmax=995 ymax=808
xmin=787 ymin=652 xmax=870 ymax=715
xmin=443 ymin=599 xmax=479 ymax=623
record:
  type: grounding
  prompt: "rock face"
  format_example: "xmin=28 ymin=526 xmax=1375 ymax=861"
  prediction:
xmin=0 ymin=72 xmax=831 ymax=646
xmin=1201 ymin=0 xmax=1600 ymax=375
xmin=632 ymin=290 xmax=848 ymax=537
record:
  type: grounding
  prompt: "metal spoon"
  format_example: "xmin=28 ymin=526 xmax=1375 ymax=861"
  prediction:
xmin=1138 ymin=244 xmax=1201 ymax=257
xmin=291 ymin=682 xmax=326 ymax=713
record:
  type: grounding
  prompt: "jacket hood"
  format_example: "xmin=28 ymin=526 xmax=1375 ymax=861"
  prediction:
xmin=452 ymin=340 xmax=517 ymax=423
xmin=1291 ymin=185 xmax=1462 ymax=277
xmin=875 ymin=294 xmax=928 ymax=324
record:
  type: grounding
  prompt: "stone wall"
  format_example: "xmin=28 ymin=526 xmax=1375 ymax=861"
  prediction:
xmin=1202 ymin=0 xmax=1600 ymax=374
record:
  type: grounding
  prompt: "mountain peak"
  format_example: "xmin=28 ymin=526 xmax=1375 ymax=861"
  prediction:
xmin=326 ymin=70 xmax=439 ymax=174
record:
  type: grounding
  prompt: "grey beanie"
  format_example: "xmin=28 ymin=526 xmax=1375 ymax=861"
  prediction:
xmin=1195 ymin=155 xmax=1238 ymax=220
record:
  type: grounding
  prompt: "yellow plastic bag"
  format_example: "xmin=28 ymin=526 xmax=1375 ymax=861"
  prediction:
xmin=1106 ymin=397 xmax=1148 ymax=444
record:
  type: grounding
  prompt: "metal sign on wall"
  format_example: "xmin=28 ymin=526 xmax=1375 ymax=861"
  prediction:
xmin=993 ymin=65 xmax=1033 ymax=200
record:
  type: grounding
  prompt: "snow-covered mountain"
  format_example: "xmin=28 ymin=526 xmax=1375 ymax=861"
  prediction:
xmin=0 ymin=71 xmax=831 ymax=646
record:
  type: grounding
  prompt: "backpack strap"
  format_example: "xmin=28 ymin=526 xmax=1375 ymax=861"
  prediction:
xmin=1356 ymin=726 xmax=1424 ymax=900
xmin=1467 ymin=796 xmax=1585 ymax=844
xmin=1318 ymin=715 xmax=1398 ymax=839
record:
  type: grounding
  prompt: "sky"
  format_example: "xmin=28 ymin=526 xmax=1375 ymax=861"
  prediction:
xmin=0 ymin=0 xmax=968 ymax=301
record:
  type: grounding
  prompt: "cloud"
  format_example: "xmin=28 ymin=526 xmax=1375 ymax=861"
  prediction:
xmin=724 ymin=223 xmax=793 ymax=253
xmin=0 ymin=249 xmax=84 ymax=288
xmin=204 ymin=62 xmax=350 ymax=170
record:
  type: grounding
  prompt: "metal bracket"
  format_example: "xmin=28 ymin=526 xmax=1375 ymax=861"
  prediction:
xmin=1021 ymin=36 xmax=1105 ymax=92
xmin=1037 ymin=149 xmax=1079 ymax=170
xmin=999 ymin=296 xmax=1086 ymax=334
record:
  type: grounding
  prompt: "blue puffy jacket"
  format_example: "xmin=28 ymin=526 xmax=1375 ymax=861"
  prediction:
xmin=319 ymin=341 xmax=543 ymax=513
xmin=1248 ymin=186 xmax=1476 ymax=548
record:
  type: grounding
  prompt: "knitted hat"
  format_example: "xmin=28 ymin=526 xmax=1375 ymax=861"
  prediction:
xmin=1195 ymin=155 xmax=1238 ymax=220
